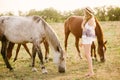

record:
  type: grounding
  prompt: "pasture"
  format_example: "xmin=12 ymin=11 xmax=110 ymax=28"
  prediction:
xmin=0 ymin=21 xmax=120 ymax=80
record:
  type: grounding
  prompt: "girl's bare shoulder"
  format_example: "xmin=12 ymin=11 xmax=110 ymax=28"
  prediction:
xmin=88 ymin=17 xmax=96 ymax=27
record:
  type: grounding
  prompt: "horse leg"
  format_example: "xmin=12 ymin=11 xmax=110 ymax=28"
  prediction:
xmin=93 ymin=43 xmax=97 ymax=61
xmin=44 ymin=40 xmax=49 ymax=62
xmin=13 ymin=44 xmax=21 ymax=62
xmin=23 ymin=44 xmax=32 ymax=58
xmin=91 ymin=46 xmax=93 ymax=59
xmin=91 ymin=42 xmax=97 ymax=61
xmin=32 ymin=42 xmax=47 ymax=74
xmin=75 ymin=37 xmax=82 ymax=59
xmin=7 ymin=42 xmax=15 ymax=59
xmin=64 ymin=28 xmax=70 ymax=58
xmin=91 ymin=42 xmax=94 ymax=59
xmin=1 ymin=36 xmax=13 ymax=70
xmin=37 ymin=45 xmax=47 ymax=74
xmin=31 ymin=44 xmax=37 ymax=72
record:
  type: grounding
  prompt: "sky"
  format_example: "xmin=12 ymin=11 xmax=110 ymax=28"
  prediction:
xmin=0 ymin=0 xmax=120 ymax=15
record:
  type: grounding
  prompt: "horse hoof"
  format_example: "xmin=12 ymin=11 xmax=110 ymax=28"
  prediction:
xmin=13 ymin=59 xmax=16 ymax=62
xmin=100 ymin=58 xmax=105 ymax=62
xmin=42 ymin=69 xmax=48 ymax=74
xmin=7 ymin=66 xmax=13 ymax=71
xmin=32 ymin=67 xmax=38 ymax=72
xmin=9 ymin=68 xmax=14 ymax=71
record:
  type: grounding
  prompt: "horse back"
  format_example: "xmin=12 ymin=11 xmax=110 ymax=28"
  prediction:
xmin=0 ymin=16 xmax=45 ymax=43
xmin=64 ymin=16 xmax=83 ymax=38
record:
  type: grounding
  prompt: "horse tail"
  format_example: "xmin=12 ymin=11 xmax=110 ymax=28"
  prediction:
xmin=64 ymin=18 xmax=70 ymax=34
xmin=64 ymin=17 xmax=71 ymax=51
xmin=95 ymin=17 xmax=104 ymax=44
xmin=64 ymin=20 xmax=68 ymax=32
xmin=64 ymin=20 xmax=68 ymax=50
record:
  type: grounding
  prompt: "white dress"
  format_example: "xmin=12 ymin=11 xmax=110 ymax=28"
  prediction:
xmin=82 ymin=22 xmax=96 ymax=44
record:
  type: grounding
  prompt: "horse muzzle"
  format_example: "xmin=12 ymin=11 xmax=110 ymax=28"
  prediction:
xmin=58 ymin=66 xmax=66 ymax=73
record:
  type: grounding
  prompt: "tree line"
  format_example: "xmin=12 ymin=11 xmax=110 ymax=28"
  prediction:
xmin=0 ymin=6 xmax=120 ymax=22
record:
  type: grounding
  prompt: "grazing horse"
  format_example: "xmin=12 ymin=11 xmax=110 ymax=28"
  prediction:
xmin=64 ymin=16 xmax=107 ymax=62
xmin=0 ymin=16 xmax=66 ymax=73
xmin=7 ymin=40 xmax=49 ymax=62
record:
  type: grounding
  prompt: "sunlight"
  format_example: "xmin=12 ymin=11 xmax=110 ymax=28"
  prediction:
xmin=0 ymin=0 xmax=120 ymax=15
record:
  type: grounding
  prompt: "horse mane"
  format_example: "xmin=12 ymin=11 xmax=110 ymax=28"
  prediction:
xmin=39 ymin=17 xmax=63 ymax=53
xmin=95 ymin=17 xmax=104 ymax=44
xmin=26 ymin=15 xmax=65 ymax=58
xmin=32 ymin=15 xmax=43 ymax=23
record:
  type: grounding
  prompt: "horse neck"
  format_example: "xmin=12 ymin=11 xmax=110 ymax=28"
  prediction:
xmin=95 ymin=18 xmax=104 ymax=46
xmin=43 ymin=21 xmax=63 ymax=54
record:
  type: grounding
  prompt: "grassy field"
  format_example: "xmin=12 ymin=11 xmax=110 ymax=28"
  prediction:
xmin=0 ymin=21 xmax=120 ymax=80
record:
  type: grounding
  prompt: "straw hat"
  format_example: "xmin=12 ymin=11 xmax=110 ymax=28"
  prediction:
xmin=84 ymin=7 xmax=95 ymax=15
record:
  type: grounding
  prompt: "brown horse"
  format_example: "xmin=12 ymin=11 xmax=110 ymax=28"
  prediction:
xmin=64 ymin=16 xmax=107 ymax=62
xmin=7 ymin=42 xmax=31 ymax=61
xmin=7 ymin=40 xmax=49 ymax=62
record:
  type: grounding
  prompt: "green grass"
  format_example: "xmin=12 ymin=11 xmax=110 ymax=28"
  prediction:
xmin=0 ymin=21 xmax=120 ymax=80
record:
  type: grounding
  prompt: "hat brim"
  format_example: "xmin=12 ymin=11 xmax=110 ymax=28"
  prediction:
xmin=84 ymin=7 xmax=94 ymax=15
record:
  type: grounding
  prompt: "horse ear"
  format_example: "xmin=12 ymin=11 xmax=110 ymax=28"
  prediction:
xmin=104 ymin=40 xmax=107 ymax=45
xmin=103 ymin=40 xmax=107 ymax=51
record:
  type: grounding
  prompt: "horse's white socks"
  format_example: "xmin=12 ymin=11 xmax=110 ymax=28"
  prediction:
xmin=42 ymin=68 xmax=48 ymax=74
xmin=32 ymin=67 xmax=38 ymax=72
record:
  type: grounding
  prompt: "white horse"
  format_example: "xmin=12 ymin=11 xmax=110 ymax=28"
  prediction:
xmin=0 ymin=16 xmax=66 ymax=73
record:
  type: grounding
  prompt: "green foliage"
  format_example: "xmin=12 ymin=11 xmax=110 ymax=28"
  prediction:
xmin=61 ymin=11 xmax=74 ymax=20
xmin=95 ymin=6 xmax=107 ymax=21
xmin=1 ymin=6 xmax=120 ymax=21
xmin=27 ymin=8 xmax=63 ymax=22
xmin=0 ymin=12 xmax=14 ymax=16
xmin=107 ymin=6 xmax=120 ymax=21
xmin=73 ymin=9 xmax=83 ymax=16
xmin=41 ymin=8 xmax=62 ymax=22
xmin=95 ymin=6 xmax=120 ymax=21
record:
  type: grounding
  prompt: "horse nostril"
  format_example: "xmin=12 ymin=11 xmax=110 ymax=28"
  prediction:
xmin=58 ymin=66 xmax=65 ymax=73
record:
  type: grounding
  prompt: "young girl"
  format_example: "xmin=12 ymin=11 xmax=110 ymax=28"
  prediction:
xmin=81 ymin=7 xmax=96 ymax=77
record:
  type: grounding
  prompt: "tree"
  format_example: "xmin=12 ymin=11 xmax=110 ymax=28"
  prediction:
xmin=73 ymin=9 xmax=83 ymax=16
xmin=95 ymin=6 xmax=108 ymax=21
xmin=41 ymin=8 xmax=62 ymax=22
xmin=5 ymin=12 xmax=14 ymax=16
xmin=107 ymin=6 xmax=120 ymax=21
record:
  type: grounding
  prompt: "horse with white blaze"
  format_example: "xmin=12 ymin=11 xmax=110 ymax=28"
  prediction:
xmin=0 ymin=16 xmax=66 ymax=73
